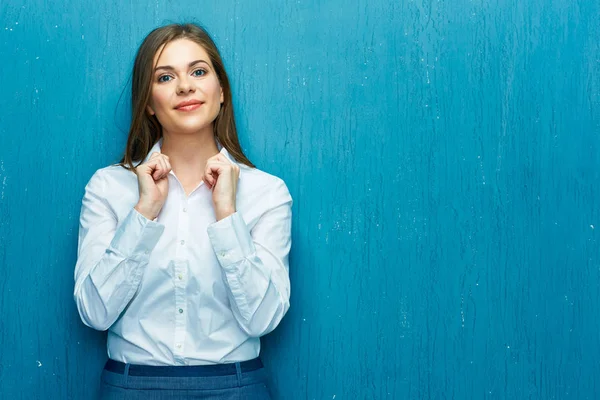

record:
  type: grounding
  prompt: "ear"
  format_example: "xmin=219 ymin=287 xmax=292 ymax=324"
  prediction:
xmin=220 ymin=87 xmax=224 ymax=104
xmin=146 ymin=104 xmax=155 ymax=115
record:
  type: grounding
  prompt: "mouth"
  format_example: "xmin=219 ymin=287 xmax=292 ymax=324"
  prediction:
xmin=175 ymin=100 xmax=204 ymax=112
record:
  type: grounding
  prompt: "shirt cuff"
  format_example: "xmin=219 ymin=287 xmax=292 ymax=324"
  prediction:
xmin=207 ymin=212 xmax=255 ymax=267
xmin=109 ymin=207 xmax=165 ymax=260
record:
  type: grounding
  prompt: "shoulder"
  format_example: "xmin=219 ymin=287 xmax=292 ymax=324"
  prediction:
xmin=84 ymin=163 xmax=137 ymax=198
xmin=81 ymin=164 xmax=140 ymax=218
xmin=87 ymin=164 xmax=135 ymax=185
xmin=239 ymin=165 xmax=292 ymax=205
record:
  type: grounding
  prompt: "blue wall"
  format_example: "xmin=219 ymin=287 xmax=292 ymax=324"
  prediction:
xmin=1 ymin=0 xmax=599 ymax=398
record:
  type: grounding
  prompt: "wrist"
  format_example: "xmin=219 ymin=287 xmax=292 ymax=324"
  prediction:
xmin=134 ymin=203 xmax=161 ymax=221
xmin=215 ymin=206 xmax=236 ymax=221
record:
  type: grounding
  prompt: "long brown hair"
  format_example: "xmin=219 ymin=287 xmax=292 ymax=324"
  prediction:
xmin=119 ymin=23 xmax=254 ymax=170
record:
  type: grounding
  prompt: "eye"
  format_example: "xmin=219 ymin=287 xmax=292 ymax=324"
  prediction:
xmin=157 ymin=75 xmax=173 ymax=83
xmin=192 ymin=69 xmax=207 ymax=77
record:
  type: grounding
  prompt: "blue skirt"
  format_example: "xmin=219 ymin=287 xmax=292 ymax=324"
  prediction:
xmin=99 ymin=358 xmax=271 ymax=399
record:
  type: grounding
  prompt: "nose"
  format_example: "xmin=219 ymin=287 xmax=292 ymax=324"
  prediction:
xmin=176 ymin=76 xmax=195 ymax=94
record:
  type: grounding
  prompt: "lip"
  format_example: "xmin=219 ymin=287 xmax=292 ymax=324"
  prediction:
xmin=175 ymin=99 xmax=204 ymax=111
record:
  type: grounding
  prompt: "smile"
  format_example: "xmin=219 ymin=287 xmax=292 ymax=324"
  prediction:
xmin=176 ymin=103 xmax=202 ymax=112
xmin=175 ymin=100 xmax=204 ymax=112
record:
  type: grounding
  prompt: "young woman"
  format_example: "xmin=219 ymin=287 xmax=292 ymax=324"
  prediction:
xmin=73 ymin=23 xmax=292 ymax=399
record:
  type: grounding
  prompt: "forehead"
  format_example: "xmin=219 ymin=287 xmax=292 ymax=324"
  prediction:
xmin=153 ymin=38 xmax=211 ymax=67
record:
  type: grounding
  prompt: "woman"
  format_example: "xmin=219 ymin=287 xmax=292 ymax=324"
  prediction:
xmin=73 ymin=23 xmax=292 ymax=399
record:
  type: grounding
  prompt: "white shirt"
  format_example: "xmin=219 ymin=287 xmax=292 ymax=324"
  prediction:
xmin=73 ymin=139 xmax=292 ymax=366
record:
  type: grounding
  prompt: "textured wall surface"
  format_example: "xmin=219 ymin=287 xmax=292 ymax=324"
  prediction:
xmin=1 ymin=0 xmax=599 ymax=399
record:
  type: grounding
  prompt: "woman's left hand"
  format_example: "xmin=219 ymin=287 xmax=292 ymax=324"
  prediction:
xmin=203 ymin=153 xmax=240 ymax=220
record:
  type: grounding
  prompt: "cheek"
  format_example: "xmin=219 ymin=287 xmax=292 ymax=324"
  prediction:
xmin=203 ymin=79 xmax=222 ymax=100
xmin=151 ymin=87 xmax=171 ymax=111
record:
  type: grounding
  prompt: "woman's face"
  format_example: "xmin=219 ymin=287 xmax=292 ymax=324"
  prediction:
xmin=147 ymin=38 xmax=224 ymax=136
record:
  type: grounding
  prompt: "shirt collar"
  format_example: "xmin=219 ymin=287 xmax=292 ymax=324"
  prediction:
xmin=141 ymin=137 xmax=242 ymax=179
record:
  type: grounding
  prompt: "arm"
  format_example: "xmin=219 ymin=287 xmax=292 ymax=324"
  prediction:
xmin=73 ymin=170 xmax=164 ymax=331
xmin=207 ymin=179 xmax=293 ymax=338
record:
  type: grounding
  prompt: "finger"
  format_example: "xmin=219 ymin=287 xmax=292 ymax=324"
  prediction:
xmin=151 ymin=165 xmax=162 ymax=181
xmin=151 ymin=157 xmax=166 ymax=180
xmin=141 ymin=157 xmax=160 ymax=175
xmin=139 ymin=153 xmax=162 ymax=176
xmin=205 ymin=161 xmax=226 ymax=183
xmin=157 ymin=157 xmax=169 ymax=180
xmin=159 ymin=156 xmax=169 ymax=177
xmin=212 ymin=153 xmax=231 ymax=164
xmin=203 ymin=168 xmax=215 ymax=188
xmin=206 ymin=160 xmax=230 ymax=171
xmin=205 ymin=162 xmax=225 ymax=188
xmin=163 ymin=156 xmax=172 ymax=176
xmin=208 ymin=161 xmax=238 ymax=180
xmin=147 ymin=153 xmax=167 ymax=165
xmin=216 ymin=155 xmax=239 ymax=174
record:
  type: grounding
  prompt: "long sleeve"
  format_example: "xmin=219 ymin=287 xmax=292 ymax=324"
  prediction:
xmin=206 ymin=179 xmax=293 ymax=338
xmin=73 ymin=170 xmax=164 ymax=331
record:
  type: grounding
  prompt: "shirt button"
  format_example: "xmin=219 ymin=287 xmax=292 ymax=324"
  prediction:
xmin=179 ymin=308 xmax=184 ymax=314
xmin=183 ymin=208 xmax=187 ymax=213
xmin=176 ymin=344 xmax=182 ymax=349
xmin=180 ymin=240 xmax=185 ymax=245
xmin=178 ymin=274 xmax=183 ymax=280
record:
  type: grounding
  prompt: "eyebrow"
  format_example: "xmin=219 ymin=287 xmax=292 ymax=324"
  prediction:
xmin=154 ymin=59 xmax=209 ymax=72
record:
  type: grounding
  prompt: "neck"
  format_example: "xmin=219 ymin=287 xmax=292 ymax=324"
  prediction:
xmin=160 ymin=130 xmax=220 ymax=176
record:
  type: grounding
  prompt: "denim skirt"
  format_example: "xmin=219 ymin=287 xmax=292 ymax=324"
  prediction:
xmin=99 ymin=357 xmax=271 ymax=399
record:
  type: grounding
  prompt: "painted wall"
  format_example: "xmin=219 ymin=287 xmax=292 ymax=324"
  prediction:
xmin=1 ymin=0 xmax=599 ymax=398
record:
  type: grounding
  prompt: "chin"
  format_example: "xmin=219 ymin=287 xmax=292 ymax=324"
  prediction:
xmin=166 ymin=121 xmax=214 ymax=135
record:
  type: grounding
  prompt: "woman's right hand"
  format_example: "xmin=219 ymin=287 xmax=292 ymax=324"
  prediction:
xmin=133 ymin=152 xmax=172 ymax=220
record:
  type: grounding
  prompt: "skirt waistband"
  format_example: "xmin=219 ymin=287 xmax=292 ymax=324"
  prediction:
xmin=104 ymin=357 xmax=263 ymax=377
